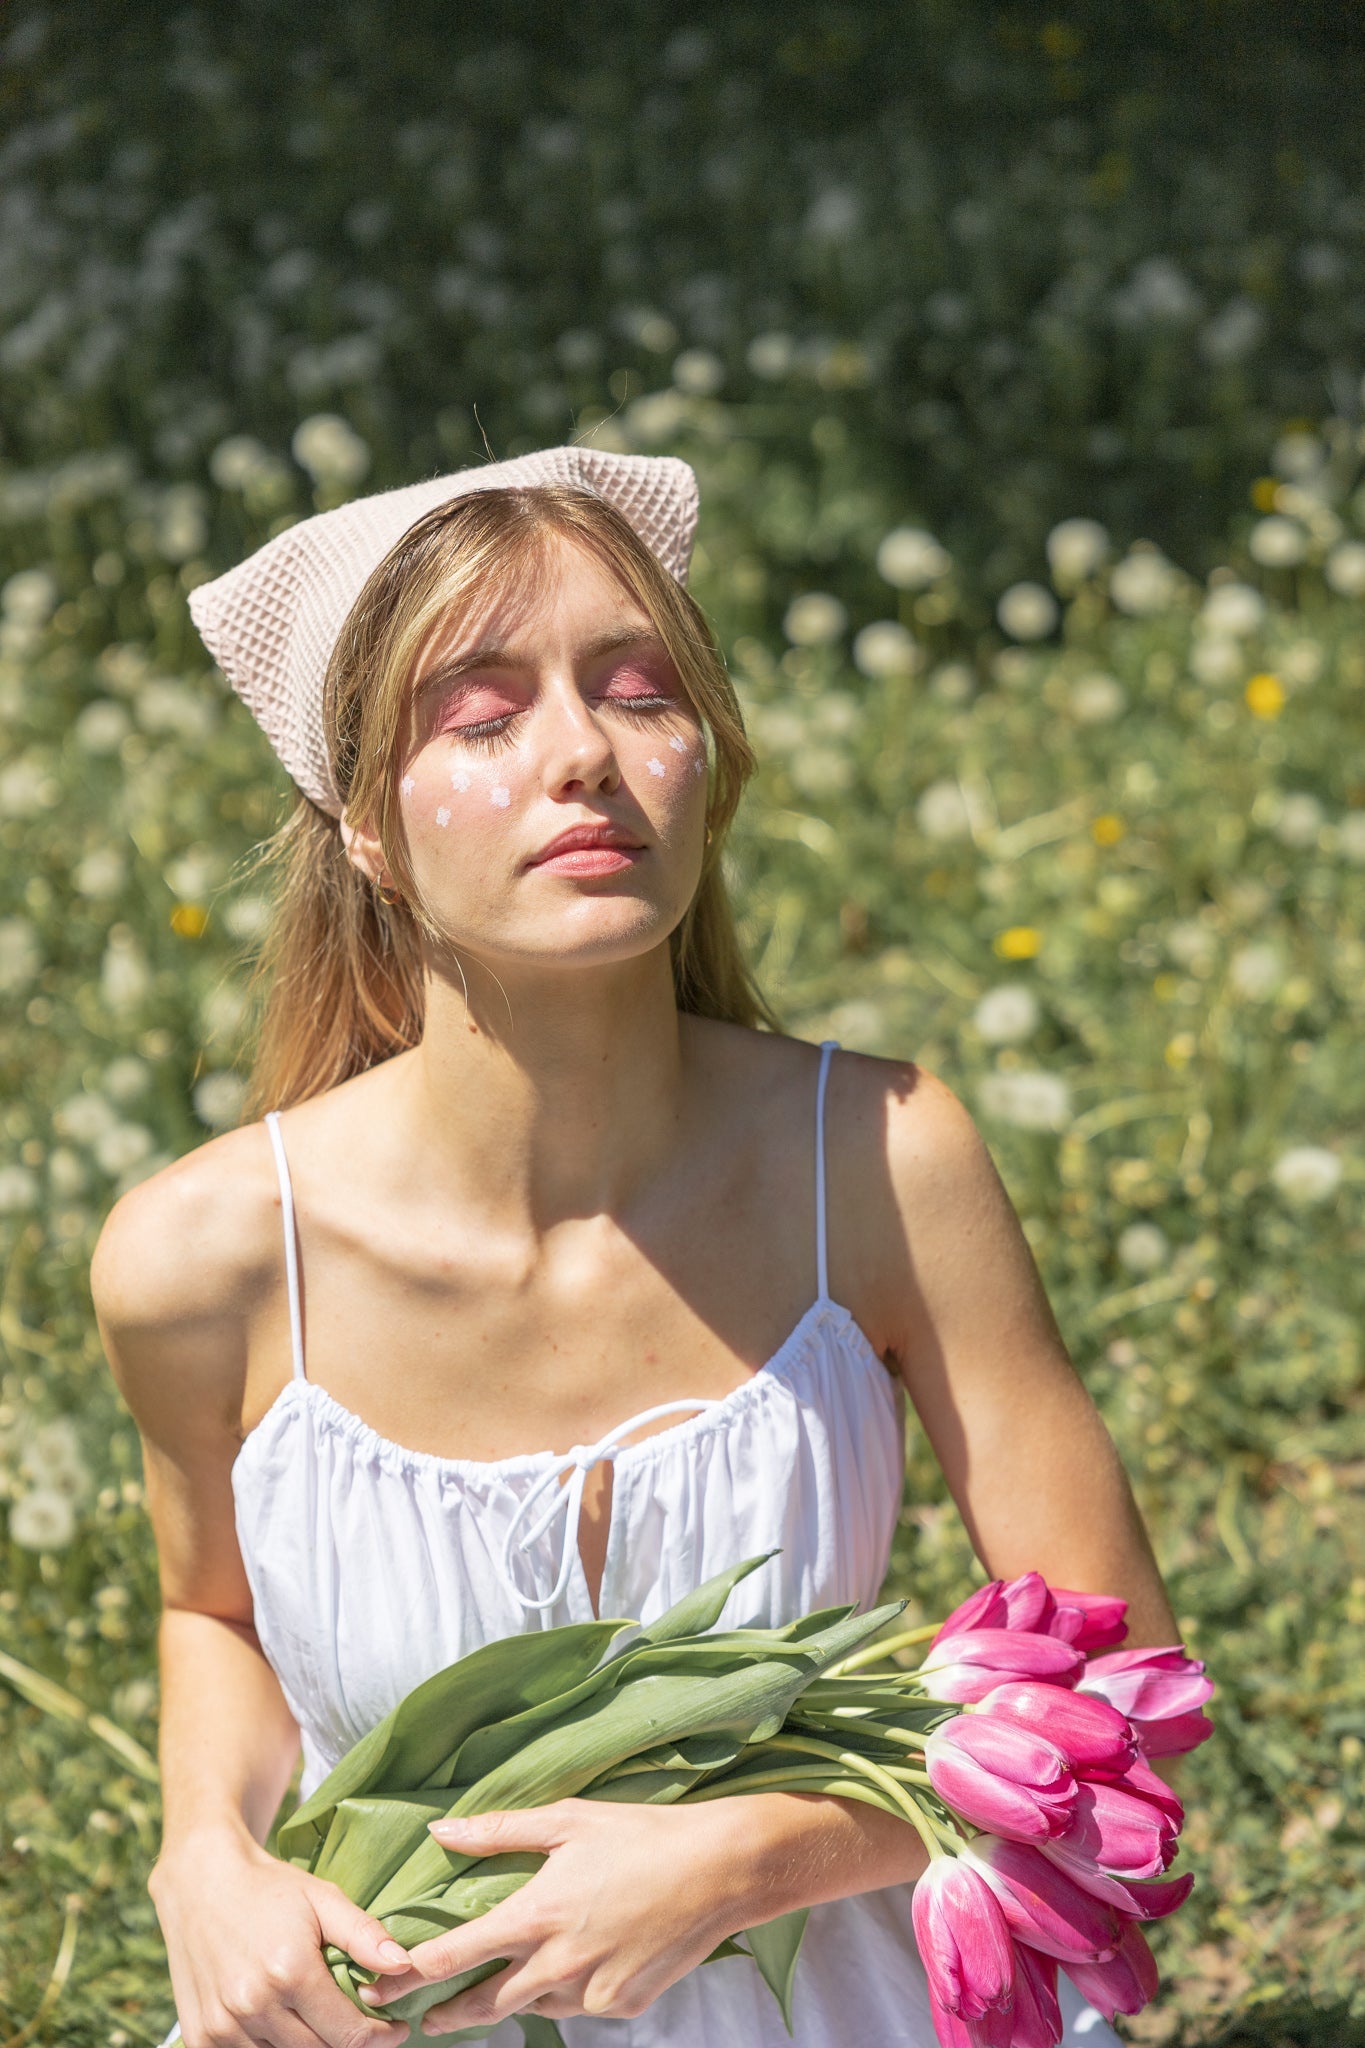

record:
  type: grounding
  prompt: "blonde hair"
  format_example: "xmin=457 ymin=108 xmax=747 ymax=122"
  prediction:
xmin=239 ymin=483 xmax=776 ymax=1117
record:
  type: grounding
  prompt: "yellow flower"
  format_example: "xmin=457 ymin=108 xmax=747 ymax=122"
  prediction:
xmin=1164 ymin=1032 xmax=1197 ymax=1068
xmin=1152 ymin=973 xmax=1179 ymax=1001
xmin=1091 ymin=813 xmax=1125 ymax=846
xmin=994 ymin=925 xmax=1042 ymax=960
xmin=170 ymin=903 xmax=209 ymax=938
xmin=1245 ymin=672 xmax=1285 ymax=719
xmin=1250 ymin=477 xmax=1279 ymax=512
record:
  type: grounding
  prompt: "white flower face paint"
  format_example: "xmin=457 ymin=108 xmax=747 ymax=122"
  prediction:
xmin=450 ymin=768 xmax=471 ymax=793
xmin=646 ymin=757 xmax=666 ymax=777
xmin=435 ymin=805 xmax=451 ymax=827
xmin=668 ymin=734 xmax=688 ymax=753
xmin=400 ymin=774 xmax=415 ymax=796
xmin=489 ymin=784 xmax=511 ymax=808
xmin=693 ymin=755 xmax=706 ymax=775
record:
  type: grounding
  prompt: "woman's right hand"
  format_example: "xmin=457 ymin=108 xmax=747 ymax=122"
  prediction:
xmin=149 ymin=1827 xmax=413 ymax=2048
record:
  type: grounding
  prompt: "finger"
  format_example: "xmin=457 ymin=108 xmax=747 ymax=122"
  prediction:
xmin=283 ymin=1977 xmax=411 ymax=2048
xmin=418 ymin=1960 xmax=562 ymax=2038
xmin=357 ymin=1899 xmax=533 ymax=2008
xmin=309 ymin=1884 xmax=414 ymax=1978
xmin=425 ymin=1804 xmax=578 ymax=1861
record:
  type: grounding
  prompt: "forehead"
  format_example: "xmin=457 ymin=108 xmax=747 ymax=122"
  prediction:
xmin=413 ymin=528 xmax=656 ymax=677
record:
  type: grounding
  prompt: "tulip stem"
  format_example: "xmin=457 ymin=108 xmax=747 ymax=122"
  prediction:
xmin=824 ymin=1623 xmax=942 ymax=1677
xmin=765 ymin=1733 xmax=948 ymax=1863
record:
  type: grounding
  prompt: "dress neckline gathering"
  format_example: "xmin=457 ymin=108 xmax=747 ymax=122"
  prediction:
xmin=235 ymin=1039 xmax=899 ymax=1494
xmin=230 ymin=1292 xmax=891 ymax=1489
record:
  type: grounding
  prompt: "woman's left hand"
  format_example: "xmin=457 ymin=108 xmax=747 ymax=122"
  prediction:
xmin=356 ymin=1797 xmax=759 ymax=2033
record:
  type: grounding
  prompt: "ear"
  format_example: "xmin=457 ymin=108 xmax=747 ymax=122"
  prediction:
xmin=339 ymin=808 xmax=385 ymax=887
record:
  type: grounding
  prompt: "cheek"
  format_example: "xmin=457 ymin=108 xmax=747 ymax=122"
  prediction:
xmin=399 ymin=753 xmax=532 ymax=852
xmin=629 ymin=731 xmax=707 ymax=818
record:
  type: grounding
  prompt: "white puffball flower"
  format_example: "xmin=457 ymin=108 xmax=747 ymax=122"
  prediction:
xmin=94 ymin=1123 xmax=154 ymax=1177
xmin=0 ymin=757 xmax=55 ymax=819
xmin=783 ymin=592 xmax=847 ymax=645
xmin=930 ymin=662 xmax=976 ymax=705
xmin=193 ymin=1071 xmax=247 ymax=1131
xmin=101 ymin=930 xmax=150 ymax=1012
xmin=54 ymin=1091 xmax=120 ymax=1144
xmin=48 ymin=1147 xmax=88 ymax=1198
xmin=997 ymin=582 xmax=1059 ymax=642
xmin=1200 ymin=583 xmax=1265 ymax=637
xmin=1271 ymin=1146 xmax=1342 ymax=1206
xmin=209 ymin=434 xmax=273 ymax=491
xmin=1046 ymin=518 xmax=1110 ymax=586
xmin=1273 ymin=793 xmax=1326 ymax=849
xmin=747 ymin=332 xmax=795 ymax=379
xmin=977 ymin=1070 xmax=1073 ymax=1133
xmin=916 ymin=779 xmax=973 ymax=842
xmin=853 ymin=621 xmax=921 ymax=678
xmin=1228 ymin=943 xmax=1284 ymax=1001
xmin=1117 ymin=1222 xmax=1170 ymax=1274
xmin=1109 ymin=548 xmax=1180 ymax=616
xmin=1271 ymin=430 xmax=1324 ymax=481
xmin=1165 ymin=919 xmax=1218 ymax=970
xmin=0 ymin=917 xmax=41 ymax=994
xmin=1248 ymin=515 xmax=1308 ymax=568
xmin=1325 ymin=541 xmax=1365 ymax=599
xmin=877 ymin=527 xmax=952 ymax=590
xmin=223 ymin=895 xmax=272 ymax=939
xmin=671 ymin=348 xmax=725 ymax=396
xmin=104 ymin=1056 xmax=151 ymax=1103
xmin=291 ymin=414 xmax=371 ymax=488
xmin=9 ymin=1488 xmax=78 ymax=1552
xmin=1190 ymin=636 xmax=1244 ymax=686
xmin=2 ymin=568 xmax=59 ymax=625
xmin=74 ymin=847 xmax=127 ymax=899
xmin=0 ymin=1165 xmax=40 ymax=1214
xmin=973 ymin=984 xmax=1040 ymax=1044
xmin=1338 ymin=812 xmax=1365 ymax=864
xmin=75 ymin=700 xmax=133 ymax=754
xmin=20 ymin=1417 xmax=91 ymax=1500
xmin=1069 ymin=672 xmax=1127 ymax=724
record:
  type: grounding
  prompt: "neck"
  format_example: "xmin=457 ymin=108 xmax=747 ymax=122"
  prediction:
xmin=389 ymin=942 xmax=690 ymax=1228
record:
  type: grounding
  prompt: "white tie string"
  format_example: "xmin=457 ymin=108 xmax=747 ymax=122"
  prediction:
xmin=500 ymin=1399 xmax=721 ymax=1614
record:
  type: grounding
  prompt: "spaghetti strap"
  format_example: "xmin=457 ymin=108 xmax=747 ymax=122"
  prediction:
xmin=815 ymin=1040 xmax=839 ymax=1303
xmin=263 ymin=1111 xmax=307 ymax=1383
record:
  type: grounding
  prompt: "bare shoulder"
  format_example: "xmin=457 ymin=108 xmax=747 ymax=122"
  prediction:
xmin=90 ymin=1121 xmax=282 ymax=1442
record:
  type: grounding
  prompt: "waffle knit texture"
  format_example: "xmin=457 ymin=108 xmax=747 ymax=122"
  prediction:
xmin=186 ymin=445 xmax=701 ymax=816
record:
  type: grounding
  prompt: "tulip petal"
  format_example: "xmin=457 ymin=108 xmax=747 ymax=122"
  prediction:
xmin=1062 ymin=1920 xmax=1160 ymax=2018
xmin=911 ymin=1858 xmax=1017 ymax=2021
xmin=962 ymin=1837 xmax=1120 ymax=1965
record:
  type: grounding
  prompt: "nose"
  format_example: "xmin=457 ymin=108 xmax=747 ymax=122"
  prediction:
xmin=539 ymin=680 xmax=620 ymax=798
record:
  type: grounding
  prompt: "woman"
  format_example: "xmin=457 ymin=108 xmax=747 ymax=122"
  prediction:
xmin=91 ymin=445 xmax=1181 ymax=2048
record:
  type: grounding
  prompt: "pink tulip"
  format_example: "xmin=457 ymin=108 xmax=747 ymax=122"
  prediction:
xmin=1012 ymin=1943 xmax=1064 ymax=2048
xmin=1044 ymin=1587 xmax=1129 ymax=1652
xmin=925 ymin=1716 xmax=1077 ymax=1844
xmin=1048 ymin=1779 xmax=1178 ymax=1880
xmin=927 ymin=1992 xmax=1018 ymax=2048
xmin=932 ymin=1572 xmax=1129 ymax=1657
xmin=921 ymin=1628 xmax=1085 ymax=1703
xmin=1037 ymin=1851 xmax=1195 ymax=1920
xmin=1085 ymin=1749 xmax=1184 ymax=1828
xmin=1062 ymin=1919 xmax=1160 ymax=2018
xmin=911 ymin=1856 xmax=1017 ymax=2026
xmin=1077 ymin=1646 xmax=1214 ymax=1757
xmin=971 ymin=1682 xmax=1138 ymax=1777
xmin=961 ymin=1836 xmax=1120 ymax=1965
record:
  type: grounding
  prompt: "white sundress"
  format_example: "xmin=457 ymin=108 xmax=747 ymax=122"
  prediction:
xmin=157 ymin=1041 xmax=1118 ymax=2047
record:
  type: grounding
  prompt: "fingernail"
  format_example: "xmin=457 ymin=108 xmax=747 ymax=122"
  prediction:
xmin=379 ymin=1939 xmax=409 ymax=1965
xmin=428 ymin=1818 xmax=469 ymax=1840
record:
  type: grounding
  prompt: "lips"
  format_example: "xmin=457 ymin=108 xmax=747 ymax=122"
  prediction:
xmin=526 ymin=822 xmax=646 ymax=867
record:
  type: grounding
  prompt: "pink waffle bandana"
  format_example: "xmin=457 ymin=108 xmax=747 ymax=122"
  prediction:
xmin=187 ymin=443 xmax=701 ymax=817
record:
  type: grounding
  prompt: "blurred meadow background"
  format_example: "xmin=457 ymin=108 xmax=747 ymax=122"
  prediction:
xmin=1 ymin=3 xmax=1363 ymax=2041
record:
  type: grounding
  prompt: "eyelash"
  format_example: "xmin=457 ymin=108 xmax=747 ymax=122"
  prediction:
xmin=449 ymin=692 xmax=678 ymax=750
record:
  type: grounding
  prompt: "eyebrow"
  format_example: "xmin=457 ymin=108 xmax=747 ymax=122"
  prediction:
xmin=416 ymin=627 xmax=667 ymax=700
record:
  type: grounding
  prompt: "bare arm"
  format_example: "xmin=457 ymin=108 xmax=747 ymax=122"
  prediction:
xmin=857 ymin=1061 xmax=1187 ymax=1791
xmin=91 ymin=1141 xmax=412 ymax=2048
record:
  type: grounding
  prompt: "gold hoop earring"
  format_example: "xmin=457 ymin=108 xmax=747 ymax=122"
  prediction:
xmin=375 ymin=876 xmax=403 ymax=907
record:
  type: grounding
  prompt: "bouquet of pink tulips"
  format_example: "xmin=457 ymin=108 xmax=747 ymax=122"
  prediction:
xmin=285 ymin=1554 xmax=1212 ymax=2047
xmin=880 ymin=1569 xmax=1215 ymax=2045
